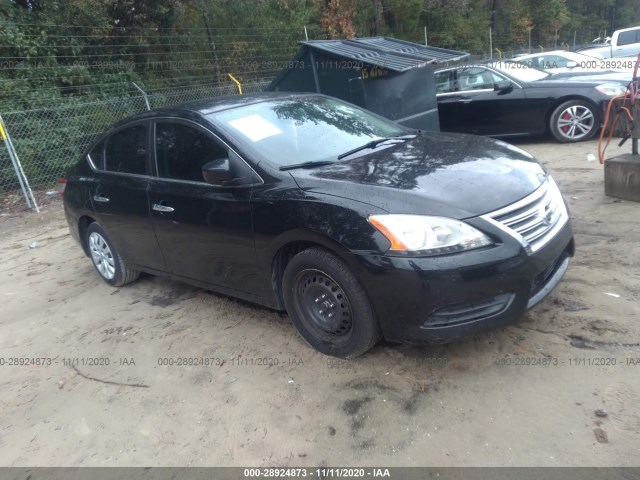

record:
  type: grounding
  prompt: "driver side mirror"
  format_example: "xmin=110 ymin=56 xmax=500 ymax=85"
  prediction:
xmin=566 ymin=61 xmax=578 ymax=68
xmin=202 ymin=158 xmax=232 ymax=185
xmin=494 ymin=80 xmax=514 ymax=93
xmin=201 ymin=151 xmax=263 ymax=187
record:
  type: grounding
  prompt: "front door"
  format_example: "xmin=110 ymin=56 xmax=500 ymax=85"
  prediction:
xmin=148 ymin=119 xmax=260 ymax=295
xmin=437 ymin=67 xmax=535 ymax=137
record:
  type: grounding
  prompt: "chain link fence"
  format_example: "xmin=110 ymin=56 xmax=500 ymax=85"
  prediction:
xmin=0 ymin=18 xmax=602 ymax=213
xmin=0 ymin=80 xmax=270 ymax=211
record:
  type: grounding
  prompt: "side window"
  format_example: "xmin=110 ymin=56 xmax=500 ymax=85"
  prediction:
xmin=435 ymin=70 xmax=454 ymax=93
xmin=155 ymin=122 xmax=228 ymax=183
xmin=458 ymin=67 xmax=500 ymax=91
xmin=104 ymin=124 xmax=147 ymax=175
xmin=617 ymin=29 xmax=637 ymax=46
xmin=88 ymin=138 xmax=106 ymax=169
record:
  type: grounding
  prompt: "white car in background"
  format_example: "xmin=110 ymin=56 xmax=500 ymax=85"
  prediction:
xmin=512 ymin=50 xmax=636 ymax=76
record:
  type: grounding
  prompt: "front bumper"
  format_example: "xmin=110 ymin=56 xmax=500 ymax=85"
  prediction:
xmin=353 ymin=216 xmax=574 ymax=345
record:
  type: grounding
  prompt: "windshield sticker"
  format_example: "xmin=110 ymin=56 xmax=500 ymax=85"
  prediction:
xmin=228 ymin=114 xmax=282 ymax=142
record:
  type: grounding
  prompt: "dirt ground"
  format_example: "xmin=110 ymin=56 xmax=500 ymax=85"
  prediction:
xmin=0 ymin=138 xmax=639 ymax=467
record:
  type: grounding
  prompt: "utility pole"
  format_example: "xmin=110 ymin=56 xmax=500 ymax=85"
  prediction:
xmin=489 ymin=26 xmax=492 ymax=59
xmin=373 ymin=0 xmax=379 ymax=36
xmin=200 ymin=0 xmax=221 ymax=83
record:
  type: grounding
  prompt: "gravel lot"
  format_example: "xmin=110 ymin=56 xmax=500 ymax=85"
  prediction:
xmin=1 ymin=138 xmax=639 ymax=467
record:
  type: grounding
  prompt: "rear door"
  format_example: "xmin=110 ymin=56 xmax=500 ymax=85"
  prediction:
xmin=87 ymin=121 xmax=165 ymax=271
xmin=438 ymin=66 xmax=541 ymax=137
xmin=147 ymin=118 xmax=260 ymax=296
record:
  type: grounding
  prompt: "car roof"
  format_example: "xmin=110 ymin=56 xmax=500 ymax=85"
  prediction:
xmin=110 ymin=91 xmax=324 ymax=129
xmin=616 ymin=25 xmax=640 ymax=33
xmin=435 ymin=63 xmax=479 ymax=72
xmin=514 ymin=50 xmax=568 ymax=58
xmin=435 ymin=62 xmax=515 ymax=72
xmin=513 ymin=50 xmax=604 ymax=61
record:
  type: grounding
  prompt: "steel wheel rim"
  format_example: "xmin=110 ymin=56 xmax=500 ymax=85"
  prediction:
xmin=88 ymin=232 xmax=115 ymax=280
xmin=557 ymin=105 xmax=595 ymax=140
xmin=293 ymin=269 xmax=353 ymax=337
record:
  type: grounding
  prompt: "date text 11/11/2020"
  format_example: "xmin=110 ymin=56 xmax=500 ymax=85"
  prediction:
xmin=492 ymin=356 xmax=640 ymax=366
xmin=244 ymin=468 xmax=391 ymax=478
xmin=0 ymin=357 xmax=136 ymax=367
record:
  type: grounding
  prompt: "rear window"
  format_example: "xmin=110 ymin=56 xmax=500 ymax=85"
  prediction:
xmin=104 ymin=125 xmax=148 ymax=175
xmin=88 ymin=138 xmax=106 ymax=169
xmin=617 ymin=29 xmax=639 ymax=46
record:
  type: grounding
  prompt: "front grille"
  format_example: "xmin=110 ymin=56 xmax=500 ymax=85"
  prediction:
xmin=483 ymin=178 xmax=569 ymax=253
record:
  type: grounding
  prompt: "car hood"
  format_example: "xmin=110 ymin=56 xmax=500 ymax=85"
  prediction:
xmin=532 ymin=71 xmax=630 ymax=85
xmin=546 ymin=67 xmax=629 ymax=75
xmin=288 ymin=132 xmax=547 ymax=219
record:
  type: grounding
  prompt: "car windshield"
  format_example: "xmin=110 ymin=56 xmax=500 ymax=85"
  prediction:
xmin=488 ymin=62 xmax=551 ymax=82
xmin=210 ymin=97 xmax=406 ymax=167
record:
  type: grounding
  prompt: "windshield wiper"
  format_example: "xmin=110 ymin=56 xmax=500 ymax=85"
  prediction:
xmin=280 ymin=135 xmax=417 ymax=170
xmin=279 ymin=160 xmax=337 ymax=171
xmin=337 ymin=135 xmax=415 ymax=160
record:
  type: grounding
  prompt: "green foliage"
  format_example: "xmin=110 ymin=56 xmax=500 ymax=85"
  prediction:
xmin=3 ymin=0 xmax=635 ymax=110
xmin=421 ymin=0 xmax=494 ymax=52
xmin=1 ymin=0 xmax=639 ymax=195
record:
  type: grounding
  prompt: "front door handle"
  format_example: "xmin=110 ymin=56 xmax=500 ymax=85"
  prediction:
xmin=152 ymin=203 xmax=175 ymax=213
xmin=93 ymin=195 xmax=110 ymax=203
xmin=460 ymin=97 xmax=473 ymax=103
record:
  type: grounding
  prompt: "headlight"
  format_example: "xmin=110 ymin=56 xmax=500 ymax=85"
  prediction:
xmin=368 ymin=214 xmax=493 ymax=256
xmin=595 ymin=83 xmax=627 ymax=96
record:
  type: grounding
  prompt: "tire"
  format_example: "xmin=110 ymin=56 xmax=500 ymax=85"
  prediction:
xmin=549 ymin=99 xmax=599 ymax=143
xmin=282 ymin=248 xmax=381 ymax=358
xmin=85 ymin=223 xmax=140 ymax=287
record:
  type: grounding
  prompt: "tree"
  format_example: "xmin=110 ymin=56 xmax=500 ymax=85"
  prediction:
xmin=318 ymin=0 xmax=356 ymax=38
xmin=528 ymin=0 xmax=570 ymax=47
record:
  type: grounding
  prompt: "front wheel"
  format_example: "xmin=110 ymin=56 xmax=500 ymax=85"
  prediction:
xmin=85 ymin=223 xmax=140 ymax=287
xmin=549 ymin=100 xmax=599 ymax=143
xmin=282 ymin=248 xmax=381 ymax=358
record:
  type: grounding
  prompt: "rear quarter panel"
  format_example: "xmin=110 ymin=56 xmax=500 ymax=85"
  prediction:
xmin=63 ymin=161 xmax=96 ymax=250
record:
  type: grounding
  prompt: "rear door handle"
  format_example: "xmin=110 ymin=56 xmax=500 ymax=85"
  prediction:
xmin=460 ymin=97 xmax=473 ymax=103
xmin=93 ymin=195 xmax=110 ymax=203
xmin=152 ymin=203 xmax=175 ymax=213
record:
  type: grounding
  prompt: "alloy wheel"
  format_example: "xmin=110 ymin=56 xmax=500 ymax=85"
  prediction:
xmin=556 ymin=105 xmax=595 ymax=141
xmin=88 ymin=232 xmax=116 ymax=280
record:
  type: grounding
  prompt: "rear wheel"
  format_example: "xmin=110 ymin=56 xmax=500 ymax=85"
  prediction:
xmin=85 ymin=223 xmax=140 ymax=287
xmin=549 ymin=100 xmax=599 ymax=143
xmin=282 ymin=248 xmax=380 ymax=358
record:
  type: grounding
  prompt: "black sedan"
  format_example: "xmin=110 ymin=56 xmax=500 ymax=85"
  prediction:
xmin=63 ymin=93 xmax=574 ymax=357
xmin=435 ymin=62 xmax=628 ymax=142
